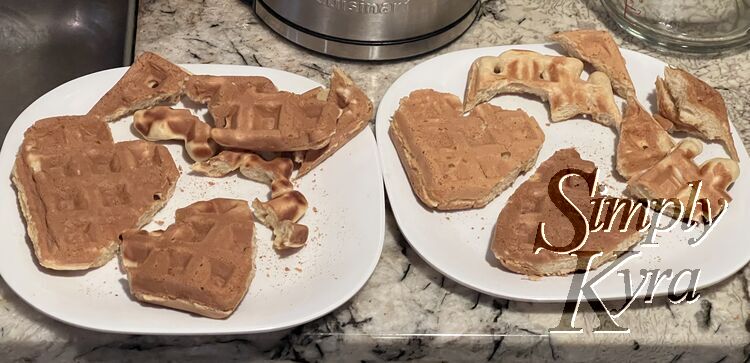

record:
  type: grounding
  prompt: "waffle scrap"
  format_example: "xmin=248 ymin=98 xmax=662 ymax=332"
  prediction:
xmin=252 ymin=191 xmax=309 ymax=250
xmin=134 ymin=106 xmax=216 ymax=162
xmin=616 ymin=99 xmax=675 ymax=180
xmin=464 ymin=49 xmax=621 ymax=127
xmin=192 ymin=150 xmax=294 ymax=198
xmin=656 ymin=67 xmax=739 ymax=161
xmin=193 ymin=151 xmax=310 ymax=249
xmin=627 ymin=139 xmax=740 ymax=222
xmin=296 ymin=67 xmax=374 ymax=178
xmin=549 ymin=29 xmax=635 ymax=98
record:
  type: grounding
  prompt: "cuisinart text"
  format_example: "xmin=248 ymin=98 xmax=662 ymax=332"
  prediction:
xmin=316 ymin=0 xmax=411 ymax=14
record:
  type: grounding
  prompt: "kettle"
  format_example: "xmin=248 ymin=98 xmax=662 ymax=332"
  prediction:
xmin=254 ymin=0 xmax=480 ymax=60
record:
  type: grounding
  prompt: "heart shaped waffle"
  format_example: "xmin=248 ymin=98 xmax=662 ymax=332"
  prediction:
xmin=12 ymin=115 xmax=180 ymax=270
xmin=389 ymin=89 xmax=545 ymax=210
xmin=120 ymin=198 xmax=256 ymax=319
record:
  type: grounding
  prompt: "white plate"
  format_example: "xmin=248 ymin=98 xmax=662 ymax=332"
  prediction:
xmin=0 ymin=64 xmax=385 ymax=334
xmin=376 ymin=44 xmax=750 ymax=302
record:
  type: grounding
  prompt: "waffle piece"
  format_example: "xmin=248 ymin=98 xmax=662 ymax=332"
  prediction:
xmin=88 ymin=52 xmax=190 ymax=122
xmin=12 ymin=115 xmax=179 ymax=270
xmin=208 ymin=85 xmax=339 ymax=152
xmin=627 ymin=139 xmax=740 ymax=222
xmin=492 ymin=149 xmax=643 ymax=276
xmin=120 ymin=199 xmax=256 ymax=319
xmin=134 ymin=106 xmax=216 ymax=162
xmin=655 ymin=77 xmax=678 ymax=126
xmin=253 ymin=191 xmax=309 ymax=250
xmin=389 ymin=89 xmax=545 ymax=210
xmin=616 ymin=99 xmax=675 ymax=179
xmin=297 ymin=67 xmax=374 ymax=178
xmin=193 ymin=150 xmax=308 ymax=250
xmin=184 ymin=75 xmax=278 ymax=105
xmin=653 ymin=113 xmax=675 ymax=132
xmin=192 ymin=151 xmax=294 ymax=198
xmin=464 ymin=50 xmax=621 ymax=127
xmin=549 ymin=29 xmax=635 ymax=98
xmin=656 ymin=67 xmax=739 ymax=161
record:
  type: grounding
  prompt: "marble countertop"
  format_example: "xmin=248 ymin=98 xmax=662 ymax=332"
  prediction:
xmin=2 ymin=0 xmax=749 ymax=361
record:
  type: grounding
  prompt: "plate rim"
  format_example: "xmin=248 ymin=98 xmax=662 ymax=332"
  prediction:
xmin=0 ymin=64 xmax=386 ymax=334
xmin=375 ymin=43 xmax=750 ymax=303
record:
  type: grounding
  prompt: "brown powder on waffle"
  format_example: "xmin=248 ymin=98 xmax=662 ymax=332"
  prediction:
xmin=192 ymin=150 xmax=294 ymax=198
xmin=134 ymin=106 xmax=216 ymax=162
xmin=627 ymin=139 xmax=739 ymax=222
xmin=88 ymin=52 xmax=190 ymax=122
xmin=208 ymin=85 xmax=339 ymax=152
xmin=184 ymin=75 xmax=278 ymax=105
xmin=616 ymin=99 xmax=675 ymax=179
xmin=492 ymin=149 xmax=643 ymax=276
xmin=120 ymin=199 xmax=255 ymax=319
xmin=389 ymin=89 xmax=545 ymax=210
xmin=656 ymin=67 xmax=739 ymax=161
xmin=296 ymin=67 xmax=374 ymax=178
xmin=12 ymin=115 xmax=179 ymax=270
xmin=464 ymin=50 xmax=621 ymax=127
xmin=253 ymin=191 xmax=309 ymax=250
xmin=549 ymin=29 xmax=635 ymax=98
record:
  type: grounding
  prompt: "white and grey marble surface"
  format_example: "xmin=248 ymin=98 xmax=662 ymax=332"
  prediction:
xmin=2 ymin=0 xmax=750 ymax=361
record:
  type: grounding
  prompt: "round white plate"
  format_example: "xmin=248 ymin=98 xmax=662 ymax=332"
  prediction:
xmin=0 ymin=64 xmax=385 ymax=334
xmin=376 ymin=44 xmax=750 ymax=302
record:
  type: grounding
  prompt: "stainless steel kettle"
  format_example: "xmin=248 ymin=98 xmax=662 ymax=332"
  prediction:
xmin=254 ymin=0 xmax=480 ymax=60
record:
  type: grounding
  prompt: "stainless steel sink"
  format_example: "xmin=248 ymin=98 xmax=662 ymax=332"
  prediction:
xmin=0 ymin=0 xmax=136 ymax=145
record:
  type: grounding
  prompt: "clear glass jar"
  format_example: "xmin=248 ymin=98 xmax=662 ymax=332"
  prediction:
xmin=600 ymin=0 xmax=750 ymax=52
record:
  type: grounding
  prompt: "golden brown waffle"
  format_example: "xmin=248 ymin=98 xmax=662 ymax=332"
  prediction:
xmin=192 ymin=151 xmax=294 ymax=198
xmin=389 ymin=89 xmax=545 ymax=210
xmin=492 ymin=149 xmax=643 ymax=276
xmin=628 ymin=139 xmax=740 ymax=222
xmin=656 ymin=67 xmax=739 ymax=161
xmin=616 ymin=99 xmax=675 ymax=179
xmin=464 ymin=50 xmax=621 ymax=127
xmin=297 ymin=67 xmax=374 ymax=178
xmin=88 ymin=52 xmax=190 ymax=122
xmin=12 ymin=115 xmax=179 ymax=270
xmin=252 ymin=191 xmax=309 ymax=250
xmin=549 ymin=29 xmax=635 ymax=98
xmin=184 ymin=75 xmax=278 ymax=105
xmin=208 ymin=85 xmax=339 ymax=152
xmin=134 ymin=106 xmax=216 ymax=162
xmin=120 ymin=199 xmax=256 ymax=319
